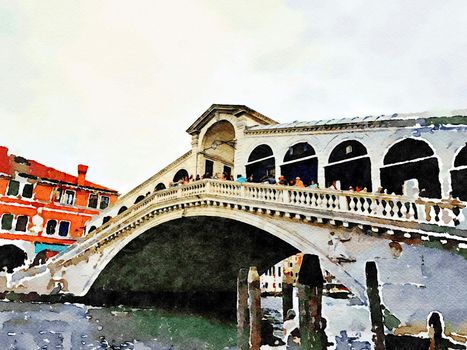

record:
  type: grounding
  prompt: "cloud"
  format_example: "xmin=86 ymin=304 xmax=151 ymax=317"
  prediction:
xmin=1 ymin=0 xmax=466 ymax=192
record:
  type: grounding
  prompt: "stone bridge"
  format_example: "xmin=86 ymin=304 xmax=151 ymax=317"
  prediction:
xmin=4 ymin=104 xmax=467 ymax=328
xmin=7 ymin=179 xmax=467 ymax=296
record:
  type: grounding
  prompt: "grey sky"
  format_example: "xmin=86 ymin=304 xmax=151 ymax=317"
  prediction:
xmin=1 ymin=1 xmax=466 ymax=192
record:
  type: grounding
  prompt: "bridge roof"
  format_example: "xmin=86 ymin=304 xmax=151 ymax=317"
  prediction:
xmin=186 ymin=104 xmax=278 ymax=135
xmin=246 ymin=108 xmax=467 ymax=133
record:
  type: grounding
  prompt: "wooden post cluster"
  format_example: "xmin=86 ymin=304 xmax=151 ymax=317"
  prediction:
xmin=237 ymin=266 xmax=262 ymax=350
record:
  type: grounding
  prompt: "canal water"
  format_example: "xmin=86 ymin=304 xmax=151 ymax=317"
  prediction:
xmin=0 ymin=294 xmax=373 ymax=349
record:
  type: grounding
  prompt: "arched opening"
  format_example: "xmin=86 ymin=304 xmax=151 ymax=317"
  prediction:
xmin=155 ymin=183 xmax=166 ymax=192
xmin=381 ymin=138 xmax=441 ymax=198
xmin=173 ymin=169 xmax=189 ymax=183
xmin=87 ymin=217 xmax=298 ymax=316
xmin=102 ymin=216 xmax=112 ymax=225
xmin=117 ymin=206 xmax=128 ymax=215
xmin=88 ymin=226 xmax=97 ymax=234
xmin=325 ymin=140 xmax=372 ymax=191
xmin=451 ymin=144 xmax=467 ymax=201
xmin=201 ymin=120 xmax=236 ymax=177
xmin=134 ymin=195 xmax=145 ymax=204
xmin=281 ymin=142 xmax=318 ymax=186
xmin=0 ymin=244 xmax=27 ymax=272
xmin=246 ymin=144 xmax=275 ymax=182
xmin=31 ymin=250 xmax=47 ymax=267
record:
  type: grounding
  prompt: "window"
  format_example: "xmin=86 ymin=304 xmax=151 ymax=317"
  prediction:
xmin=46 ymin=220 xmax=57 ymax=235
xmin=88 ymin=194 xmax=98 ymax=208
xmin=58 ymin=221 xmax=70 ymax=236
xmin=1 ymin=214 xmax=13 ymax=230
xmin=7 ymin=180 xmax=20 ymax=196
xmin=53 ymin=188 xmax=62 ymax=202
xmin=278 ymin=266 xmax=281 ymax=277
xmin=63 ymin=190 xmax=75 ymax=205
xmin=15 ymin=216 xmax=28 ymax=232
xmin=223 ymin=165 xmax=231 ymax=177
xmin=100 ymin=196 xmax=110 ymax=210
xmin=22 ymin=183 xmax=34 ymax=198
xmin=205 ymin=160 xmax=214 ymax=177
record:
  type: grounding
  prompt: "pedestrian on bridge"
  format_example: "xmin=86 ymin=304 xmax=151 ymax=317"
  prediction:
xmin=236 ymin=175 xmax=247 ymax=183
xmin=295 ymin=177 xmax=305 ymax=187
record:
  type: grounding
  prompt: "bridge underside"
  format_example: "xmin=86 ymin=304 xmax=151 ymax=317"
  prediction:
xmin=84 ymin=217 xmax=298 ymax=316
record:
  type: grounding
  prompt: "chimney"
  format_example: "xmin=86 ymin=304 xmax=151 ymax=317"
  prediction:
xmin=0 ymin=146 xmax=10 ymax=175
xmin=77 ymin=164 xmax=88 ymax=186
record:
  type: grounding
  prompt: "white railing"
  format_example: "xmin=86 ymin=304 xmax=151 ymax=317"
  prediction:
xmin=205 ymin=181 xmax=465 ymax=225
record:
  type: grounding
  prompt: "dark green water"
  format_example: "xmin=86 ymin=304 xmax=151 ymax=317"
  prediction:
xmin=0 ymin=301 xmax=237 ymax=349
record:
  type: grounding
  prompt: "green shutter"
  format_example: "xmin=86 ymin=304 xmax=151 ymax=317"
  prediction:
xmin=7 ymin=180 xmax=19 ymax=196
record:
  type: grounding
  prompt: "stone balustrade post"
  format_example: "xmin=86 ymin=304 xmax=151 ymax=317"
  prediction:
xmin=283 ymin=188 xmax=290 ymax=204
xmin=240 ymin=184 xmax=246 ymax=198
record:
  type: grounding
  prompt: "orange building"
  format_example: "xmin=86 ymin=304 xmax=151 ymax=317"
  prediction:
xmin=0 ymin=146 xmax=118 ymax=272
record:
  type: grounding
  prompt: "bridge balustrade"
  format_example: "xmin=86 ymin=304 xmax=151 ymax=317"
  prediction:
xmin=205 ymin=180 xmax=464 ymax=227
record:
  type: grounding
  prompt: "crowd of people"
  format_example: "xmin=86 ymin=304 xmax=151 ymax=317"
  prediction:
xmin=163 ymin=171 xmax=399 ymax=196
xmin=167 ymin=172 xmax=235 ymax=188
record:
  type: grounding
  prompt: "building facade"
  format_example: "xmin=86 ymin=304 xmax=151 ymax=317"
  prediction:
xmin=0 ymin=146 xmax=118 ymax=272
xmin=260 ymin=253 xmax=303 ymax=295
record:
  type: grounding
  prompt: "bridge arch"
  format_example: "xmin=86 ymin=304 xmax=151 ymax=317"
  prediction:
xmin=200 ymin=120 xmax=236 ymax=177
xmin=72 ymin=206 xmax=367 ymax=303
xmin=245 ymin=144 xmax=275 ymax=182
xmin=381 ymin=137 xmax=441 ymax=198
xmin=451 ymin=144 xmax=467 ymax=201
xmin=155 ymin=183 xmax=166 ymax=192
xmin=325 ymin=140 xmax=372 ymax=191
xmin=134 ymin=195 xmax=145 ymax=204
xmin=280 ymin=142 xmax=318 ymax=186
xmin=173 ymin=169 xmax=189 ymax=183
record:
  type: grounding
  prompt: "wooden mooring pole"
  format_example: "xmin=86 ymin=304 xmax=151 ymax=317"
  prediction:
xmin=365 ymin=261 xmax=386 ymax=350
xmin=248 ymin=266 xmax=262 ymax=350
xmin=428 ymin=311 xmax=443 ymax=350
xmin=282 ymin=261 xmax=294 ymax=318
xmin=297 ymin=254 xmax=328 ymax=349
xmin=237 ymin=268 xmax=250 ymax=350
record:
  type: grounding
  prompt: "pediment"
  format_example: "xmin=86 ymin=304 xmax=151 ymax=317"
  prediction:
xmin=186 ymin=104 xmax=278 ymax=135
